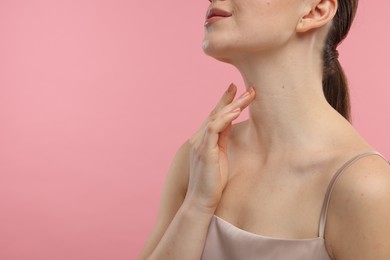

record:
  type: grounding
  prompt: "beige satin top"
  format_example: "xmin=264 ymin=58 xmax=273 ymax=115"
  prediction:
xmin=201 ymin=152 xmax=389 ymax=260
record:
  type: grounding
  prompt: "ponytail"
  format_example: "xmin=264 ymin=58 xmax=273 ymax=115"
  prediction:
xmin=322 ymin=45 xmax=350 ymax=121
xmin=322 ymin=0 xmax=359 ymax=122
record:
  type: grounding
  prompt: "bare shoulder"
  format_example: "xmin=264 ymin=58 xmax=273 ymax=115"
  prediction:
xmin=325 ymin=154 xmax=390 ymax=260
xmin=158 ymin=139 xmax=191 ymax=215
xmin=138 ymin=141 xmax=190 ymax=259
xmin=166 ymin=140 xmax=191 ymax=194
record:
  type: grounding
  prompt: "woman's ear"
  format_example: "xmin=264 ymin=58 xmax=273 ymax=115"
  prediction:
xmin=296 ymin=0 xmax=337 ymax=33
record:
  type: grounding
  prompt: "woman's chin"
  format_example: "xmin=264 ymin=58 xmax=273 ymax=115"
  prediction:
xmin=202 ymin=40 xmax=234 ymax=63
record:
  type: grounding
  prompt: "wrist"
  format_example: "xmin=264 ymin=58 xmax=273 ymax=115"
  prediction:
xmin=182 ymin=196 xmax=217 ymax=217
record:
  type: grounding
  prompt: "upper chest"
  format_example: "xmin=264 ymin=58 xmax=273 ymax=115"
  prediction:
xmin=214 ymin=156 xmax=335 ymax=239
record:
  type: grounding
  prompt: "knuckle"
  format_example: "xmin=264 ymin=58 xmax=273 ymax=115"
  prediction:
xmin=206 ymin=123 xmax=216 ymax=134
xmin=209 ymin=113 xmax=218 ymax=122
xmin=209 ymin=109 xmax=217 ymax=117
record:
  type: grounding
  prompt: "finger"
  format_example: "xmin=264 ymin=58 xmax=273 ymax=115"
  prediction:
xmin=218 ymin=87 xmax=256 ymax=116
xmin=192 ymin=86 xmax=255 ymax=151
xmin=192 ymin=83 xmax=238 ymax=145
xmin=203 ymin=107 xmax=241 ymax=150
xmin=218 ymin=88 xmax=256 ymax=154
xmin=218 ymin=123 xmax=232 ymax=154
xmin=210 ymin=83 xmax=237 ymax=116
xmin=201 ymin=88 xmax=255 ymax=150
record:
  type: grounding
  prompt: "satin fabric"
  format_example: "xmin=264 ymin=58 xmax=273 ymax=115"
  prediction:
xmin=202 ymin=215 xmax=331 ymax=260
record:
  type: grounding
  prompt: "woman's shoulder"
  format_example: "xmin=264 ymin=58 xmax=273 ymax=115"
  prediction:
xmin=329 ymin=152 xmax=390 ymax=206
xmin=325 ymin=152 xmax=390 ymax=259
xmin=167 ymin=140 xmax=191 ymax=194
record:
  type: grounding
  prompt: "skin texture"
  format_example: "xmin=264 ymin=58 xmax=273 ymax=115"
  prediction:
xmin=139 ymin=0 xmax=390 ymax=259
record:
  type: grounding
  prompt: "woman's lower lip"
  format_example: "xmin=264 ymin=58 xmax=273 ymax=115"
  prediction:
xmin=204 ymin=16 xmax=229 ymax=26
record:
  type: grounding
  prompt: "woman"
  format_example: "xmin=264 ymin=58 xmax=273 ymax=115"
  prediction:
xmin=139 ymin=0 xmax=390 ymax=259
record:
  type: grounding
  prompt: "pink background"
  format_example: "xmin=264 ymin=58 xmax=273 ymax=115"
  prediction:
xmin=0 ymin=0 xmax=389 ymax=259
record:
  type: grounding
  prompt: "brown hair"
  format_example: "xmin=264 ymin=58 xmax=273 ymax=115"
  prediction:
xmin=322 ymin=0 xmax=359 ymax=121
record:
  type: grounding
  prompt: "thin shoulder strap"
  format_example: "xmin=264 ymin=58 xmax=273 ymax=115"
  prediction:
xmin=318 ymin=151 xmax=389 ymax=238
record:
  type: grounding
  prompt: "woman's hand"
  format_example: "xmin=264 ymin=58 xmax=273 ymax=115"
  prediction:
xmin=139 ymin=84 xmax=255 ymax=260
xmin=185 ymin=83 xmax=256 ymax=213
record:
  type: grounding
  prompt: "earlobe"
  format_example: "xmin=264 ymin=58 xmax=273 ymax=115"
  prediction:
xmin=296 ymin=0 xmax=337 ymax=33
xmin=296 ymin=18 xmax=306 ymax=32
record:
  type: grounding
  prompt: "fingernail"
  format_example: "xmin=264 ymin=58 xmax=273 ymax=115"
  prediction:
xmin=227 ymin=83 xmax=235 ymax=93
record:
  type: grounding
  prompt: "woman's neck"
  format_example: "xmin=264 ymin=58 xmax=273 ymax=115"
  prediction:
xmin=231 ymin=48 xmax=347 ymax=156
